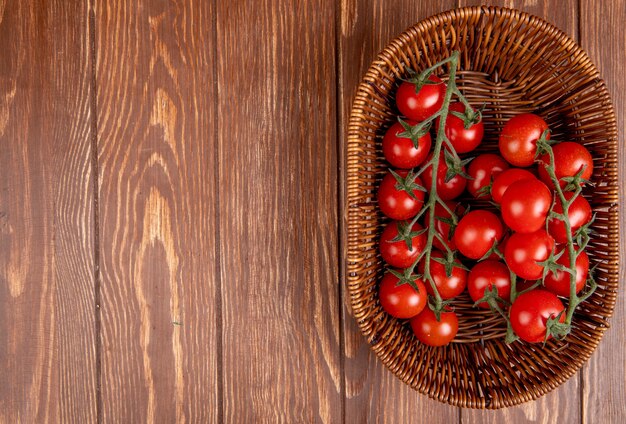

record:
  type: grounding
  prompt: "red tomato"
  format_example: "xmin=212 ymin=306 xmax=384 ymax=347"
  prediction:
xmin=510 ymin=289 xmax=565 ymax=343
xmin=467 ymin=154 xmax=510 ymax=199
xmin=499 ymin=113 xmax=549 ymax=167
xmin=501 ymin=178 xmax=552 ymax=233
xmin=436 ymin=102 xmax=484 ymax=153
xmin=423 ymin=201 xmax=463 ymax=251
xmin=418 ymin=250 xmax=467 ymax=299
xmin=379 ymin=221 xmax=426 ymax=268
xmin=382 ymin=120 xmax=432 ymax=169
xmin=491 ymin=168 xmax=536 ymax=204
xmin=453 ymin=210 xmax=504 ymax=260
xmin=379 ymin=272 xmax=428 ymax=319
xmin=538 ymin=142 xmax=593 ymax=189
xmin=396 ymin=75 xmax=446 ymax=121
xmin=377 ymin=170 xmax=425 ymax=220
xmin=548 ymin=192 xmax=592 ymax=243
xmin=468 ymin=260 xmax=511 ymax=308
xmin=544 ymin=249 xmax=589 ymax=297
xmin=422 ymin=152 xmax=467 ymax=200
xmin=410 ymin=308 xmax=458 ymax=346
xmin=505 ymin=230 xmax=555 ymax=280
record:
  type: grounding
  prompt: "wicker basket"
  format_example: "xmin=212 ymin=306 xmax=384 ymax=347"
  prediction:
xmin=346 ymin=6 xmax=619 ymax=409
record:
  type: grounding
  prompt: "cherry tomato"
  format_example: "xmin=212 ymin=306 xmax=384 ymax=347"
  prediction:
xmin=422 ymin=152 xmax=467 ymax=200
xmin=538 ymin=142 xmax=593 ymax=189
xmin=379 ymin=221 xmax=426 ymax=268
xmin=468 ymin=261 xmax=511 ymax=308
xmin=396 ymin=75 xmax=446 ymax=121
xmin=379 ymin=272 xmax=428 ymax=319
xmin=435 ymin=102 xmax=484 ymax=153
xmin=382 ymin=120 xmax=432 ymax=169
xmin=418 ymin=250 xmax=467 ymax=299
xmin=491 ymin=168 xmax=536 ymax=204
xmin=467 ymin=154 xmax=510 ymax=199
xmin=424 ymin=201 xmax=463 ymax=252
xmin=453 ymin=210 xmax=504 ymax=260
xmin=510 ymin=289 xmax=565 ymax=343
xmin=505 ymin=230 xmax=555 ymax=280
xmin=499 ymin=113 xmax=549 ymax=167
xmin=377 ymin=170 xmax=425 ymax=220
xmin=501 ymin=178 xmax=552 ymax=233
xmin=544 ymin=249 xmax=589 ymax=297
xmin=410 ymin=307 xmax=458 ymax=347
xmin=548 ymin=192 xmax=592 ymax=243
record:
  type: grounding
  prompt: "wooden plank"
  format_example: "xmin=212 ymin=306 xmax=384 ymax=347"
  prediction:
xmin=339 ymin=1 xmax=460 ymax=422
xmin=456 ymin=0 xmax=582 ymax=421
xmin=216 ymin=0 xmax=342 ymax=421
xmin=579 ymin=1 xmax=626 ymax=422
xmin=0 ymin=0 xmax=97 ymax=422
xmin=95 ymin=0 xmax=219 ymax=421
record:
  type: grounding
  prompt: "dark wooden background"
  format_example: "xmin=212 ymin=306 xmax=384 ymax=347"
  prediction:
xmin=0 ymin=0 xmax=623 ymax=422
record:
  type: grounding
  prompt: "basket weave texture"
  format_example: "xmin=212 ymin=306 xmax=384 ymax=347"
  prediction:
xmin=346 ymin=6 xmax=619 ymax=409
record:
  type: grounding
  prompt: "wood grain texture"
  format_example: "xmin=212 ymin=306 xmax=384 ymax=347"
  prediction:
xmin=579 ymin=1 xmax=626 ymax=422
xmin=95 ymin=0 xmax=218 ymax=421
xmin=339 ymin=1 xmax=459 ymax=422
xmin=216 ymin=0 xmax=342 ymax=422
xmin=0 ymin=0 xmax=97 ymax=422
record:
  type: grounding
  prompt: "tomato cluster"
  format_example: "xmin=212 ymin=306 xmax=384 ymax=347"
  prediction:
xmin=377 ymin=70 xmax=594 ymax=346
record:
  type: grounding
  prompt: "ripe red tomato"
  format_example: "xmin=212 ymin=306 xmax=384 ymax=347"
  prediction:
xmin=548 ymin=192 xmax=592 ymax=243
xmin=435 ymin=102 xmax=484 ymax=153
xmin=505 ymin=230 xmax=555 ymax=280
xmin=423 ymin=201 xmax=463 ymax=252
xmin=377 ymin=170 xmax=425 ymax=220
xmin=544 ymin=249 xmax=589 ymax=297
xmin=422 ymin=152 xmax=467 ymax=200
xmin=379 ymin=272 xmax=428 ymax=319
xmin=396 ymin=75 xmax=446 ymax=121
xmin=538 ymin=142 xmax=593 ymax=189
xmin=499 ymin=113 xmax=549 ymax=167
xmin=418 ymin=250 xmax=467 ymax=299
xmin=468 ymin=260 xmax=511 ymax=308
xmin=379 ymin=221 xmax=426 ymax=268
xmin=382 ymin=120 xmax=432 ymax=169
xmin=491 ymin=168 xmax=536 ymax=204
xmin=410 ymin=307 xmax=458 ymax=346
xmin=510 ymin=289 xmax=565 ymax=343
xmin=453 ymin=210 xmax=504 ymax=260
xmin=501 ymin=178 xmax=552 ymax=233
xmin=467 ymin=154 xmax=510 ymax=199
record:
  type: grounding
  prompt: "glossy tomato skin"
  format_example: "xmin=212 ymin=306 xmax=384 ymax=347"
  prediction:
xmin=491 ymin=168 xmax=536 ymax=204
xmin=505 ymin=230 xmax=555 ymax=280
xmin=396 ymin=75 xmax=446 ymax=121
xmin=499 ymin=113 xmax=549 ymax=167
xmin=379 ymin=221 xmax=426 ymax=268
xmin=436 ymin=102 xmax=484 ymax=153
xmin=467 ymin=154 xmax=510 ymax=199
xmin=379 ymin=272 xmax=428 ymax=319
xmin=377 ymin=170 xmax=425 ymax=220
xmin=548 ymin=192 xmax=592 ymax=243
xmin=538 ymin=142 xmax=593 ymax=189
xmin=510 ymin=289 xmax=565 ymax=343
xmin=410 ymin=308 xmax=458 ymax=347
xmin=424 ymin=201 xmax=463 ymax=251
xmin=382 ymin=121 xmax=432 ymax=169
xmin=422 ymin=153 xmax=467 ymax=200
xmin=453 ymin=210 xmax=504 ymax=260
xmin=418 ymin=250 xmax=467 ymax=299
xmin=501 ymin=178 xmax=552 ymax=233
xmin=544 ymin=249 xmax=589 ymax=297
xmin=468 ymin=260 xmax=511 ymax=308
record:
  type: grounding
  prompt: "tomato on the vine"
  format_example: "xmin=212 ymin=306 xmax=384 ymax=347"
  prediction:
xmin=490 ymin=168 xmax=536 ymax=204
xmin=499 ymin=113 xmax=549 ymax=167
xmin=510 ymin=289 xmax=565 ymax=343
xmin=382 ymin=120 xmax=432 ymax=169
xmin=544 ymin=249 xmax=589 ymax=297
xmin=418 ymin=250 xmax=467 ymax=299
xmin=396 ymin=75 xmax=446 ymax=121
xmin=538 ymin=141 xmax=593 ymax=189
xmin=379 ymin=272 xmax=428 ymax=319
xmin=467 ymin=260 xmax=511 ymax=308
xmin=501 ymin=178 xmax=552 ymax=233
xmin=379 ymin=221 xmax=426 ymax=268
xmin=436 ymin=102 xmax=484 ymax=153
xmin=410 ymin=307 xmax=458 ymax=346
xmin=424 ymin=201 xmax=463 ymax=252
xmin=377 ymin=170 xmax=425 ymax=220
xmin=504 ymin=230 xmax=555 ymax=280
xmin=422 ymin=152 xmax=467 ymax=200
xmin=453 ymin=210 xmax=504 ymax=260
xmin=467 ymin=153 xmax=510 ymax=199
xmin=548 ymin=192 xmax=592 ymax=243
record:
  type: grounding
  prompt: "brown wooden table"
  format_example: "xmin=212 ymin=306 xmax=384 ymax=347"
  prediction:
xmin=1 ymin=0 xmax=623 ymax=422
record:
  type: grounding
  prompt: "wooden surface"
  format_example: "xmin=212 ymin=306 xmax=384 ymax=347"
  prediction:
xmin=0 ymin=0 xmax=623 ymax=422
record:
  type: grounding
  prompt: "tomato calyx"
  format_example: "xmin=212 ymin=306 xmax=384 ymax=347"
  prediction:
xmin=536 ymin=248 xmax=568 ymax=284
xmin=544 ymin=311 xmax=569 ymax=343
xmin=560 ymin=165 xmax=593 ymax=192
xmin=397 ymin=117 xmax=432 ymax=149
xmin=390 ymin=220 xmax=428 ymax=250
xmin=431 ymin=250 xmax=468 ymax=278
xmin=443 ymin=149 xmax=473 ymax=182
xmin=388 ymin=268 xmax=423 ymax=293
xmin=402 ymin=67 xmax=444 ymax=93
xmin=389 ymin=168 xmax=426 ymax=199
xmin=574 ymin=213 xmax=595 ymax=248
xmin=426 ymin=297 xmax=454 ymax=321
xmin=450 ymin=103 xmax=485 ymax=130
